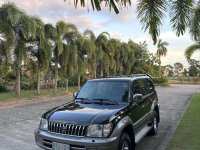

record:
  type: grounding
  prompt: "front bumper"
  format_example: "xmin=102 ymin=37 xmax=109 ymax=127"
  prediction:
xmin=35 ymin=129 xmax=119 ymax=150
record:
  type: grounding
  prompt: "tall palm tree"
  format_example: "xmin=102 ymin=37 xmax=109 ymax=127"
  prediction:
xmin=83 ymin=30 xmax=96 ymax=78
xmin=60 ymin=23 xmax=78 ymax=92
xmin=28 ymin=18 xmax=52 ymax=95
xmin=95 ymin=32 xmax=110 ymax=76
xmin=45 ymin=21 xmax=71 ymax=93
xmin=185 ymin=42 xmax=200 ymax=60
xmin=156 ymin=39 xmax=169 ymax=77
xmin=0 ymin=3 xmax=36 ymax=96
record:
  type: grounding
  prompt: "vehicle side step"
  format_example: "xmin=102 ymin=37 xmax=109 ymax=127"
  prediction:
xmin=135 ymin=125 xmax=152 ymax=144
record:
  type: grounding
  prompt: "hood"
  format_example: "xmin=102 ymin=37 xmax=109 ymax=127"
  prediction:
xmin=45 ymin=101 xmax=126 ymax=124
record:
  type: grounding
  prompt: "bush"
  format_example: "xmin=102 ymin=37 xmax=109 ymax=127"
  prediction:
xmin=21 ymin=74 xmax=37 ymax=90
xmin=153 ymin=76 xmax=168 ymax=85
xmin=192 ymin=77 xmax=200 ymax=84
xmin=0 ymin=83 xmax=9 ymax=93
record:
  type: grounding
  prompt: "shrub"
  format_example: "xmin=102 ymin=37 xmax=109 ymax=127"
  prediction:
xmin=192 ymin=77 xmax=200 ymax=84
xmin=153 ymin=76 xmax=168 ymax=85
xmin=178 ymin=77 xmax=184 ymax=84
xmin=0 ymin=83 xmax=9 ymax=93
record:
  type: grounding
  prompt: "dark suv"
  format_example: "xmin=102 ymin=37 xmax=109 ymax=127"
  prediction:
xmin=35 ymin=74 xmax=160 ymax=150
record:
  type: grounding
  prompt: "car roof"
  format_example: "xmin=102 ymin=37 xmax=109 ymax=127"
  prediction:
xmin=88 ymin=74 xmax=152 ymax=83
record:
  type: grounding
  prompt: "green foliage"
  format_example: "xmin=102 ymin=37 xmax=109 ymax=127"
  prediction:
xmin=192 ymin=77 xmax=200 ymax=84
xmin=0 ymin=82 xmax=9 ymax=93
xmin=21 ymin=74 xmax=37 ymax=90
xmin=153 ymin=76 xmax=168 ymax=85
xmin=137 ymin=0 xmax=167 ymax=45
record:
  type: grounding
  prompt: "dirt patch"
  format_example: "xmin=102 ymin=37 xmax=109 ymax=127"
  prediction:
xmin=0 ymin=93 xmax=73 ymax=110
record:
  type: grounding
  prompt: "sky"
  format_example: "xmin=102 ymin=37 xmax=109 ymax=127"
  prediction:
xmin=0 ymin=0 xmax=199 ymax=68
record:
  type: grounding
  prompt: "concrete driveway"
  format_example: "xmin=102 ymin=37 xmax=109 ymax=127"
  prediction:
xmin=0 ymin=84 xmax=199 ymax=150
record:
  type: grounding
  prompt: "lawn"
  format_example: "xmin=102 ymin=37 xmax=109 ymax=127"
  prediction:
xmin=168 ymin=79 xmax=200 ymax=84
xmin=167 ymin=93 xmax=200 ymax=150
xmin=0 ymin=86 xmax=78 ymax=101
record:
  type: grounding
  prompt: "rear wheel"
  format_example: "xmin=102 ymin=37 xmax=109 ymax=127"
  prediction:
xmin=118 ymin=133 xmax=135 ymax=150
xmin=148 ymin=111 xmax=158 ymax=135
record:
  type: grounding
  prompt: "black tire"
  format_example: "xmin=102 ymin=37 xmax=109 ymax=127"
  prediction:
xmin=148 ymin=111 xmax=158 ymax=135
xmin=118 ymin=133 xmax=135 ymax=150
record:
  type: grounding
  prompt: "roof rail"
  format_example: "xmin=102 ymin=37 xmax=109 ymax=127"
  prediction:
xmin=100 ymin=74 xmax=152 ymax=79
xmin=131 ymin=74 xmax=152 ymax=79
xmin=100 ymin=75 xmax=121 ymax=78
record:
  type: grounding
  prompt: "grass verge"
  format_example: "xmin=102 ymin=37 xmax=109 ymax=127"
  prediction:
xmin=0 ymin=86 xmax=78 ymax=101
xmin=168 ymin=79 xmax=200 ymax=84
xmin=167 ymin=93 xmax=200 ymax=150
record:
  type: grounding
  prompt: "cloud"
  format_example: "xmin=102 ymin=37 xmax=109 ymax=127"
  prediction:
xmin=159 ymin=31 xmax=191 ymax=41
xmin=110 ymin=32 xmax=124 ymax=39
xmin=64 ymin=16 xmax=103 ymax=29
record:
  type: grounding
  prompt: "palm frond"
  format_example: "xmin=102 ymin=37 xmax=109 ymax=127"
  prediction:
xmin=185 ymin=43 xmax=200 ymax=60
xmin=65 ymin=0 xmax=128 ymax=14
xmin=170 ymin=0 xmax=194 ymax=36
xmin=190 ymin=5 xmax=200 ymax=41
xmin=137 ymin=0 xmax=167 ymax=45
xmin=0 ymin=2 xmax=22 ymax=27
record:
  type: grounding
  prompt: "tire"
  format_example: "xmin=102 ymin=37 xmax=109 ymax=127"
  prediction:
xmin=148 ymin=111 xmax=158 ymax=135
xmin=118 ymin=133 xmax=135 ymax=150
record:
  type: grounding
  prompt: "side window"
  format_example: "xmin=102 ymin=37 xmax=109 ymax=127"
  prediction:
xmin=132 ymin=79 xmax=147 ymax=95
xmin=145 ymin=79 xmax=154 ymax=94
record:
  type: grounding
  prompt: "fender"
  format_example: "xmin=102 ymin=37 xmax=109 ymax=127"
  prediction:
xmin=111 ymin=116 xmax=135 ymax=139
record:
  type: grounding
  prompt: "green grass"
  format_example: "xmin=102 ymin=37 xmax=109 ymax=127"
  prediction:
xmin=0 ymin=86 xmax=78 ymax=101
xmin=167 ymin=93 xmax=200 ymax=150
xmin=168 ymin=79 xmax=200 ymax=84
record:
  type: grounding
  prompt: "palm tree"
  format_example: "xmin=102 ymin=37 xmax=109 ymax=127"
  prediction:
xmin=60 ymin=23 xmax=78 ymax=92
xmin=0 ymin=3 xmax=36 ymax=96
xmin=83 ymin=30 xmax=96 ymax=78
xmin=185 ymin=42 xmax=200 ymax=60
xmin=28 ymin=18 xmax=52 ymax=95
xmin=45 ymin=21 xmax=72 ymax=93
xmin=95 ymin=32 xmax=110 ymax=76
xmin=156 ymin=39 xmax=169 ymax=77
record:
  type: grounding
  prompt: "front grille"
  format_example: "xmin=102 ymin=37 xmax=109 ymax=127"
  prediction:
xmin=48 ymin=122 xmax=87 ymax=137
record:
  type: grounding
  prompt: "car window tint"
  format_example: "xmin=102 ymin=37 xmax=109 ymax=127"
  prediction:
xmin=145 ymin=79 xmax=154 ymax=94
xmin=132 ymin=79 xmax=147 ymax=95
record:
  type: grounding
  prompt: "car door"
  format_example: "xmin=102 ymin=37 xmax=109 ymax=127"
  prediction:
xmin=144 ymin=78 xmax=157 ymax=114
xmin=130 ymin=79 xmax=147 ymax=131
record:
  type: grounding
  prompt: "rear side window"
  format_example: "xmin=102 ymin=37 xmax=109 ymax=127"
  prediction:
xmin=145 ymin=79 xmax=155 ymax=94
xmin=131 ymin=79 xmax=147 ymax=95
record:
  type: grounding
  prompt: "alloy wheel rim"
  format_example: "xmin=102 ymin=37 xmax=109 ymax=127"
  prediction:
xmin=122 ymin=141 xmax=129 ymax=150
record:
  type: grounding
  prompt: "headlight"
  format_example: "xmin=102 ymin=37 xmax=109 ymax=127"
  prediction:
xmin=39 ymin=118 xmax=48 ymax=131
xmin=87 ymin=123 xmax=113 ymax=138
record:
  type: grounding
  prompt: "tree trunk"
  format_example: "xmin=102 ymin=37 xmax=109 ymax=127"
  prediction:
xmin=78 ymin=74 xmax=80 ymax=90
xmin=159 ymin=56 xmax=161 ymax=78
xmin=37 ymin=68 xmax=40 ymax=95
xmin=65 ymin=78 xmax=68 ymax=92
xmin=94 ymin=70 xmax=96 ymax=79
xmin=54 ymin=61 xmax=58 ymax=93
xmin=16 ymin=66 xmax=21 ymax=97
xmin=100 ymin=63 xmax=103 ymax=77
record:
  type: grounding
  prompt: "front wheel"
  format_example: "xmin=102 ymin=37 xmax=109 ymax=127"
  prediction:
xmin=148 ymin=111 xmax=158 ymax=135
xmin=118 ymin=133 xmax=134 ymax=150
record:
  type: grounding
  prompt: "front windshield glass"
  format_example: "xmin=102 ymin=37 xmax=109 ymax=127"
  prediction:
xmin=77 ymin=81 xmax=129 ymax=102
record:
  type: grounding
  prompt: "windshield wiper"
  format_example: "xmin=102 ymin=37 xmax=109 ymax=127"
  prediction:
xmin=75 ymin=98 xmax=94 ymax=104
xmin=92 ymin=98 xmax=119 ymax=105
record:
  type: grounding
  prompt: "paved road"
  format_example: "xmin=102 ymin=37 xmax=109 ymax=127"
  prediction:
xmin=0 ymin=84 xmax=199 ymax=150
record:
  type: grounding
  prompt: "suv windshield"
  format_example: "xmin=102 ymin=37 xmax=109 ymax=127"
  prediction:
xmin=77 ymin=81 xmax=129 ymax=102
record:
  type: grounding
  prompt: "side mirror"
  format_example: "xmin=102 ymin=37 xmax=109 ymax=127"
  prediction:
xmin=73 ymin=92 xmax=78 ymax=98
xmin=132 ymin=94 xmax=143 ymax=103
